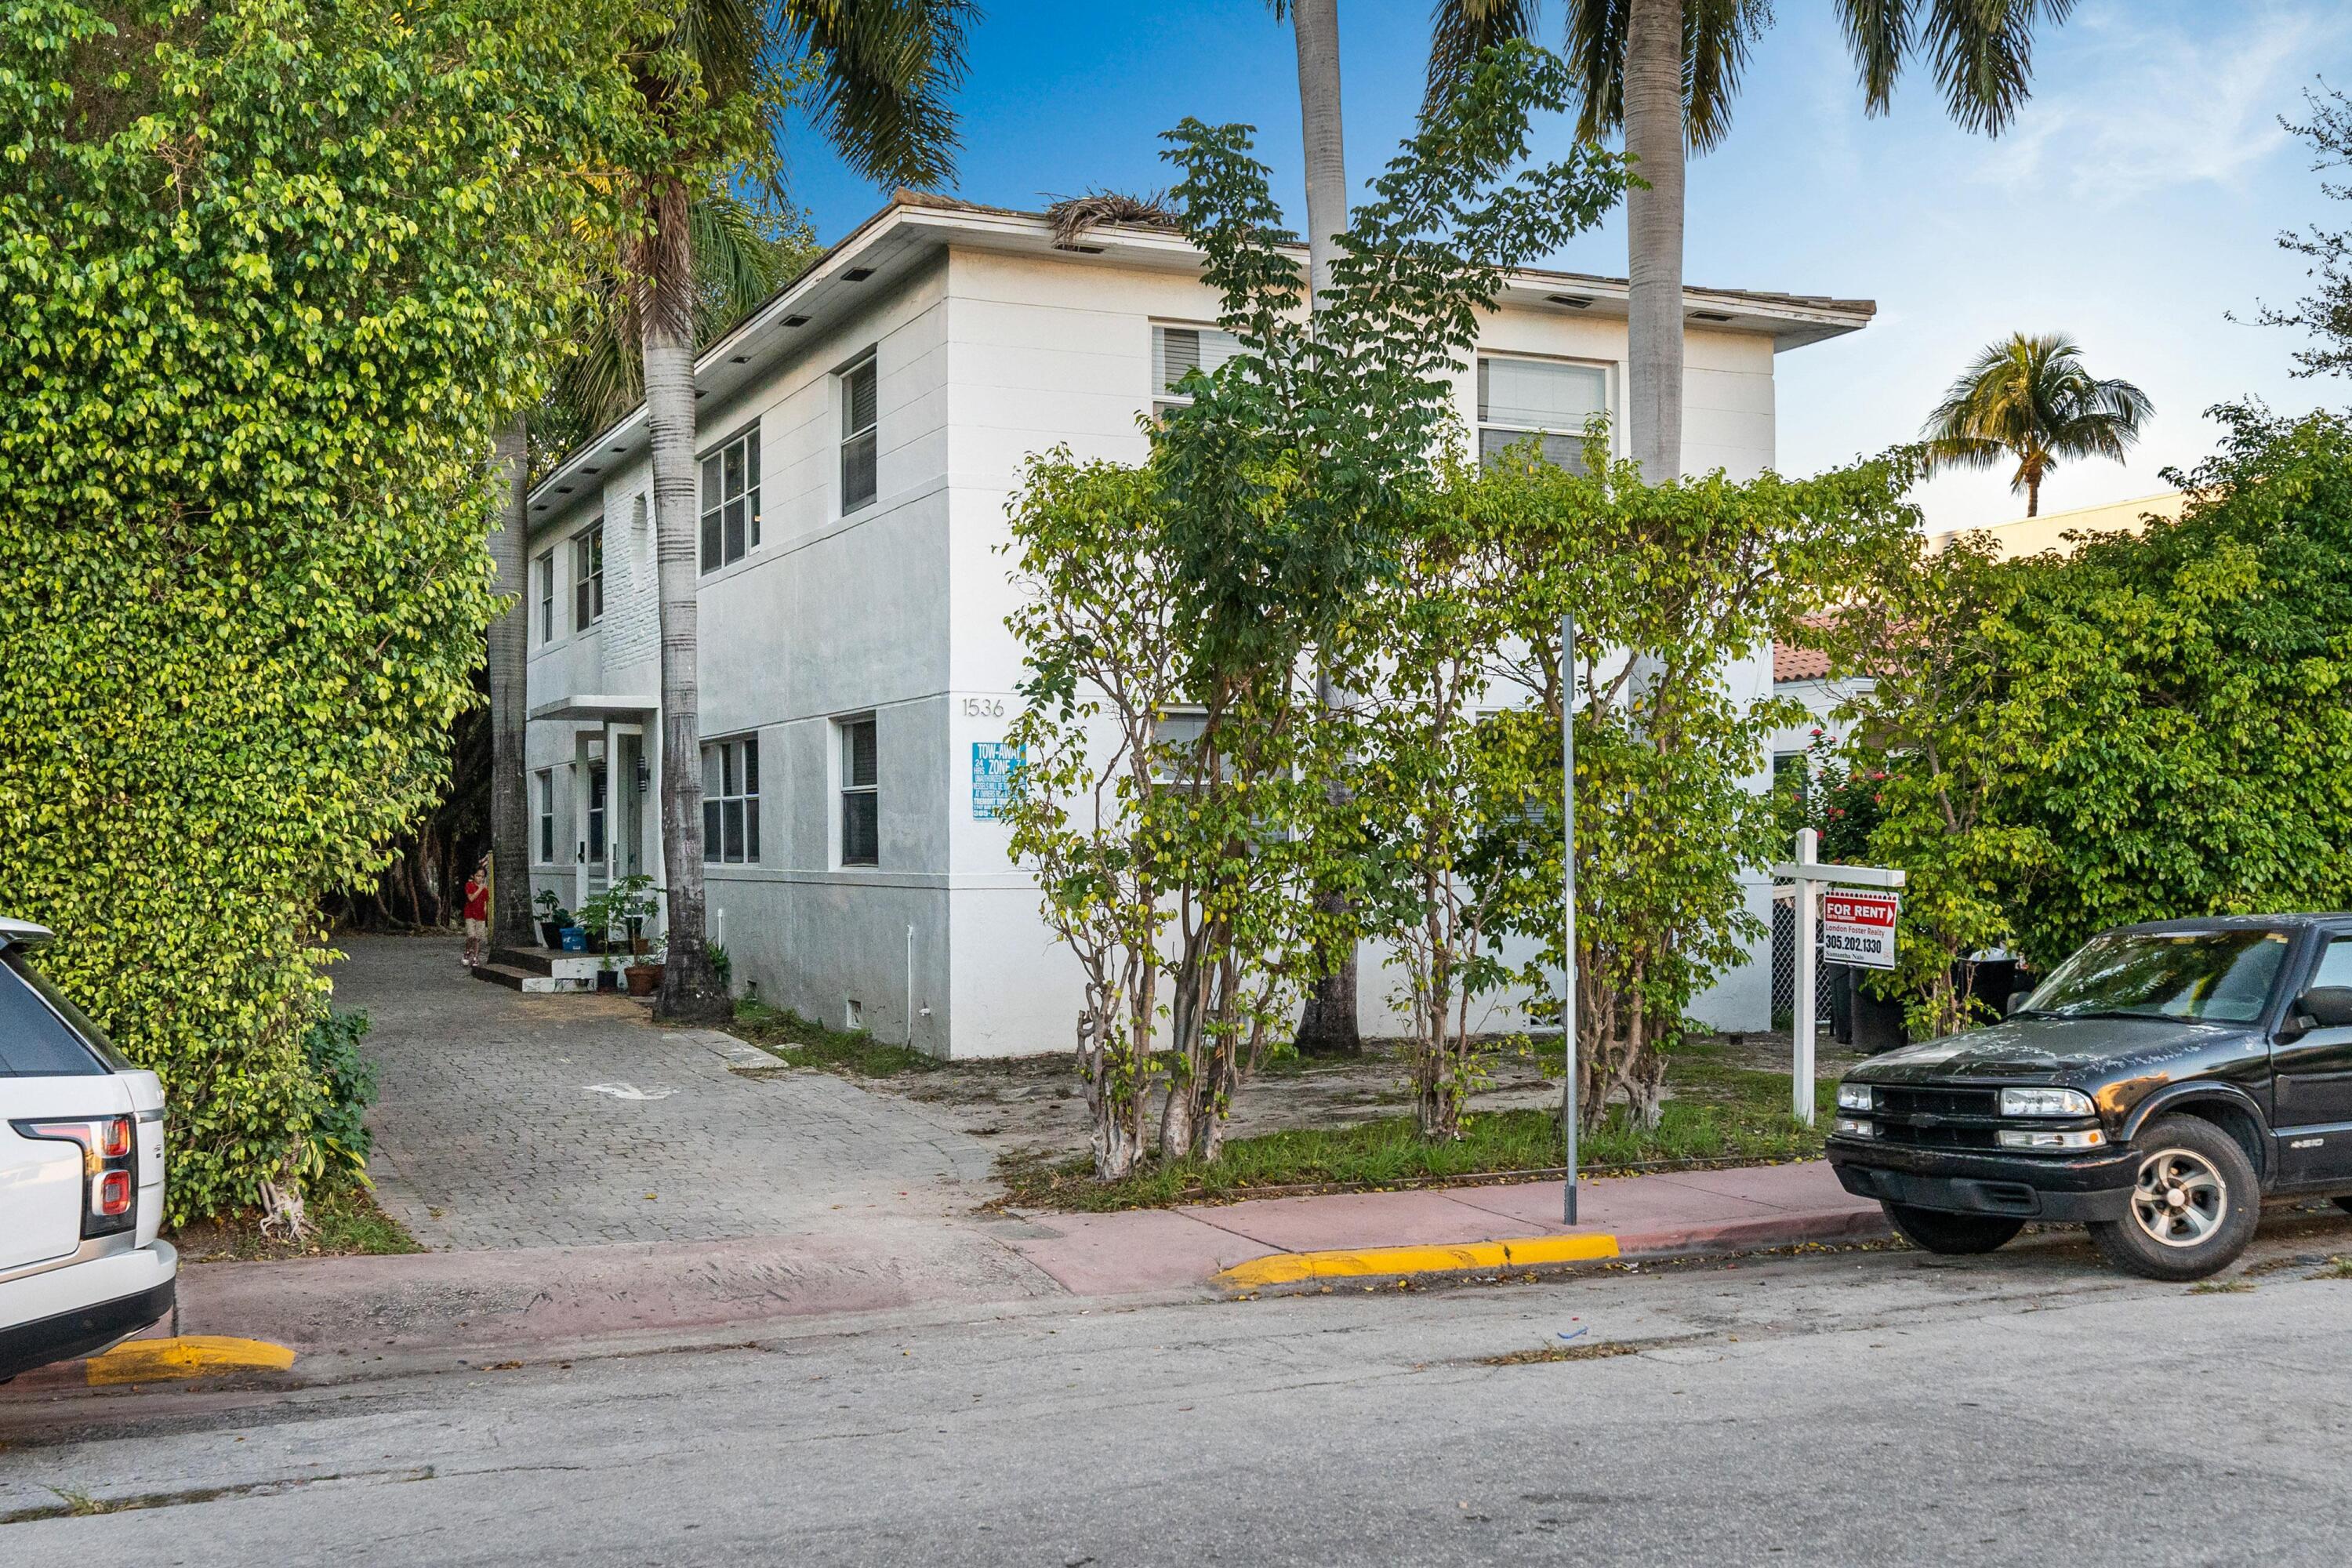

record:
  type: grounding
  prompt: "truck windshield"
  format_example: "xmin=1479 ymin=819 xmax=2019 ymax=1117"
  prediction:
xmin=2021 ymin=930 xmax=2291 ymax=1025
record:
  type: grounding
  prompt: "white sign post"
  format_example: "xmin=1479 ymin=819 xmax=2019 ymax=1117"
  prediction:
xmin=1770 ymin=828 xmax=1905 ymax=1126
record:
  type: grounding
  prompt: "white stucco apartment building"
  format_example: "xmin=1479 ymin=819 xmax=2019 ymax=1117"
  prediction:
xmin=521 ymin=191 xmax=1873 ymax=1058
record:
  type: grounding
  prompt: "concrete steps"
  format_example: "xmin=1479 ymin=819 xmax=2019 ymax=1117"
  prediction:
xmin=472 ymin=946 xmax=603 ymax=994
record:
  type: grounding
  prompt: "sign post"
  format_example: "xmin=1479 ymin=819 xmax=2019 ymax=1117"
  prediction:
xmin=1560 ymin=608 xmax=1578 ymax=1226
xmin=1770 ymin=829 xmax=1904 ymax=1126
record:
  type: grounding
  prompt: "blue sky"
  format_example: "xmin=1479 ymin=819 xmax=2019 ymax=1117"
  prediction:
xmin=786 ymin=0 xmax=2352 ymax=531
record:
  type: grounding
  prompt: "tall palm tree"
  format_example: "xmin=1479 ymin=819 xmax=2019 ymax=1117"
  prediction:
xmin=1922 ymin=332 xmax=2152 ymax=517
xmin=1425 ymin=1 xmax=2078 ymax=481
xmin=1273 ymin=0 xmax=1361 ymax=1054
xmin=630 ymin=0 xmax=968 ymax=1023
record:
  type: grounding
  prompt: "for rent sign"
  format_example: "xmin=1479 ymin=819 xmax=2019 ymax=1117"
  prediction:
xmin=1822 ymin=889 xmax=1900 ymax=971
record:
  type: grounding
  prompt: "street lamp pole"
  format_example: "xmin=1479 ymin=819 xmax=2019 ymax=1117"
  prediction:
xmin=1561 ymin=608 xmax=1578 ymax=1226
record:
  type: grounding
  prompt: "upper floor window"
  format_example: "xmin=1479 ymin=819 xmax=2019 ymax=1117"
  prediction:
xmin=702 ymin=735 xmax=760 ymax=865
xmin=699 ymin=426 xmax=761 ymax=574
xmin=1477 ymin=357 xmax=1609 ymax=472
xmin=1153 ymin=325 xmax=1242 ymax=419
xmin=838 ymin=715 xmax=878 ymax=866
xmin=840 ymin=353 xmax=878 ymax=514
xmin=572 ymin=520 xmax=604 ymax=630
xmin=534 ymin=550 xmax=556 ymax=643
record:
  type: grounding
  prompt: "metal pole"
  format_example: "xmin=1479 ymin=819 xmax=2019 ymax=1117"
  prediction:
xmin=1561 ymin=608 xmax=1579 ymax=1226
xmin=1794 ymin=826 xmax=1819 ymax=1127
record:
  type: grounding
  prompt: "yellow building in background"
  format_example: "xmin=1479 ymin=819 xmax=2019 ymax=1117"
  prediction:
xmin=1926 ymin=490 xmax=2187 ymax=560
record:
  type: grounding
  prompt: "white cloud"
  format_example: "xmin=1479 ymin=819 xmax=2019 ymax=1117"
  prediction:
xmin=1973 ymin=0 xmax=2346 ymax=201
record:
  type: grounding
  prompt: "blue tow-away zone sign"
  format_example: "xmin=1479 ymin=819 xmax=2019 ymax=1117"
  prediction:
xmin=971 ymin=742 xmax=1023 ymax=820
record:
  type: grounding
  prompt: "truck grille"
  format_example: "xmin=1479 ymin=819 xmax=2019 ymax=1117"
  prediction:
xmin=1870 ymin=1085 xmax=2002 ymax=1151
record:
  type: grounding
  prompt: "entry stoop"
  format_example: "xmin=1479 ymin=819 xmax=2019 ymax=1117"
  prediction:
xmin=471 ymin=946 xmax=600 ymax=994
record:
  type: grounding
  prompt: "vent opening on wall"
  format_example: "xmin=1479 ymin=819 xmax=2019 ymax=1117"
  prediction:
xmin=730 ymin=354 xmax=750 ymax=364
xmin=782 ymin=314 xmax=811 ymax=327
xmin=1546 ymin=292 xmax=1595 ymax=309
xmin=583 ymin=466 xmax=600 ymax=474
xmin=845 ymin=999 xmax=864 ymax=1031
xmin=1054 ymin=243 xmax=1105 ymax=255
xmin=610 ymin=445 xmax=626 ymax=454
xmin=1689 ymin=309 xmax=1735 ymax=322
xmin=843 ymin=267 xmax=874 ymax=282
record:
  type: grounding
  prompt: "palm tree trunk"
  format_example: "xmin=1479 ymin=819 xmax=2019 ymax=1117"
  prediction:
xmin=641 ymin=175 xmax=729 ymax=1023
xmin=1623 ymin=0 xmax=1685 ymax=481
xmin=1290 ymin=0 xmax=1346 ymax=304
xmin=2026 ymin=470 xmax=2041 ymax=516
xmin=487 ymin=416 xmax=534 ymax=953
xmin=1289 ymin=0 xmax=1362 ymax=1057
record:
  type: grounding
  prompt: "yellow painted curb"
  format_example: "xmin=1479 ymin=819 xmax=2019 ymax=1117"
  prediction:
xmin=85 ymin=1336 xmax=297 ymax=1386
xmin=1216 ymin=1232 xmax=1621 ymax=1290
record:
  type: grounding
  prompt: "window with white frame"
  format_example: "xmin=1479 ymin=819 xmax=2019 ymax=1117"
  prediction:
xmin=572 ymin=519 xmax=604 ymax=630
xmin=1476 ymin=357 xmax=1610 ymax=471
xmin=699 ymin=425 xmax=761 ymax=573
xmin=838 ymin=715 xmax=878 ymax=866
xmin=840 ymin=353 xmax=878 ymax=514
xmin=535 ymin=770 xmax=556 ymax=863
xmin=702 ymin=735 xmax=760 ymax=864
xmin=1152 ymin=325 xmax=1243 ymax=419
xmin=534 ymin=550 xmax=555 ymax=643
xmin=586 ymin=764 xmax=607 ymax=864
xmin=1149 ymin=709 xmax=1212 ymax=787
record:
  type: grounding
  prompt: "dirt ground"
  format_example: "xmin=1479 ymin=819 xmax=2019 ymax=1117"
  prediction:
xmin=856 ymin=1028 xmax=1864 ymax=1167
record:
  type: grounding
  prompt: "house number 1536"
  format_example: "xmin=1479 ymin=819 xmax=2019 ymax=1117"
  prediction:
xmin=961 ymin=696 xmax=1005 ymax=718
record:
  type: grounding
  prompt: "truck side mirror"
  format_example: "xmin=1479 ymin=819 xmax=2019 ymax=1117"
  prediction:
xmin=2296 ymin=986 xmax=2352 ymax=1029
xmin=2004 ymin=989 xmax=2034 ymax=1018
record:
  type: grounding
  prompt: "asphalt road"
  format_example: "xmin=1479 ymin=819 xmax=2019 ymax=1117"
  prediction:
xmin=6 ymin=1218 xmax=2351 ymax=1566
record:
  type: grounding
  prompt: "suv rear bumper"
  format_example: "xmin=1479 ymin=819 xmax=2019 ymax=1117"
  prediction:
xmin=0 ymin=1240 xmax=177 ymax=1381
xmin=1828 ymin=1138 xmax=2136 ymax=1221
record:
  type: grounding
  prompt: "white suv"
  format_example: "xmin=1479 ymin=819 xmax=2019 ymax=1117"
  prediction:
xmin=0 ymin=918 xmax=176 ymax=1381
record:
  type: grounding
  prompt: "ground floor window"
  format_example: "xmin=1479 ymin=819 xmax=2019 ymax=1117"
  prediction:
xmin=535 ymin=770 xmax=555 ymax=863
xmin=702 ymin=735 xmax=760 ymax=864
xmin=839 ymin=716 xmax=878 ymax=866
xmin=587 ymin=764 xmax=607 ymax=865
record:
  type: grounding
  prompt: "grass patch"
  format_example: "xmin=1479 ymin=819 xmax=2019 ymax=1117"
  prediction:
xmin=168 ymin=1185 xmax=422 ymax=1264
xmin=1483 ymin=1339 xmax=1647 ymax=1366
xmin=1001 ymin=1038 xmax=1834 ymax=1211
xmin=2188 ymin=1278 xmax=2256 ymax=1294
xmin=726 ymin=999 xmax=942 ymax=1077
xmin=2318 ymin=1257 xmax=2352 ymax=1279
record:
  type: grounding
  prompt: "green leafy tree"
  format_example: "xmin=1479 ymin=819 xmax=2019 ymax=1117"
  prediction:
xmin=2250 ymin=82 xmax=2352 ymax=379
xmin=1466 ymin=441 xmax=1922 ymax=1128
xmin=1425 ymin=2 xmax=2078 ymax=480
xmin=1922 ymin=332 xmax=2154 ymax=517
xmin=0 ymin=0 xmax=633 ymax=1218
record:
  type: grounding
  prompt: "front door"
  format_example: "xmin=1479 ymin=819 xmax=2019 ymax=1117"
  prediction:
xmin=2274 ymin=931 xmax=2352 ymax=1182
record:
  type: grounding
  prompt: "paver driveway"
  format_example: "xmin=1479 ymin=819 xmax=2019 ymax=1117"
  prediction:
xmin=333 ymin=935 xmax=1004 ymax=1253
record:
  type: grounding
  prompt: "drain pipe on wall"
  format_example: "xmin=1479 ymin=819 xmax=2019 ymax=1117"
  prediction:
xmin=905 ymin=924 xmax=916 ymax=1049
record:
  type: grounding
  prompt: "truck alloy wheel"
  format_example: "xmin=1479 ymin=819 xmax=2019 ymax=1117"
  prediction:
xmin=2088 ymin=1115 xmax=2259 ymax=1281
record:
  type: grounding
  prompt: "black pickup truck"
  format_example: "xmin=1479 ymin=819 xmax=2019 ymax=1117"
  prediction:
xmin=1827 ymin=914 xmax=2352 ymax=1280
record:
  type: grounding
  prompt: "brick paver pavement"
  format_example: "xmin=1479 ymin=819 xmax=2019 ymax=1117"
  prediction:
xmin=333 ymin=935 xmax=1004 ymax=1253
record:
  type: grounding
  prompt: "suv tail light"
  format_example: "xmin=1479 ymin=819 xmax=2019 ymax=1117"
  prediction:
xmin=12 ymin=1116 xmax=139 ymax=1237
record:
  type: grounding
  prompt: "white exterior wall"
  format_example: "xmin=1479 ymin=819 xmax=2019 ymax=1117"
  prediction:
xmin=525 ymin=234 xmax=1809 ymax=1056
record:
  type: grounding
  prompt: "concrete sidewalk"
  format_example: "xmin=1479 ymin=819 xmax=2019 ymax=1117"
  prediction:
xmin=2 ymin=1160 xmax=1886 ymax=1403
xmin=1007 ymin=1159 xmax=1886 ymax=1294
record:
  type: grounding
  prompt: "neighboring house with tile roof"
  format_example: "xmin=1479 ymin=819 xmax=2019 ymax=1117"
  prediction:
xmin=520 ymin=191 xmax=1875 ymax=1054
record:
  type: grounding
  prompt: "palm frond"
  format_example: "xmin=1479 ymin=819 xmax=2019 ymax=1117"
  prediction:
xmin=782 ymin=0 xmax=975 ymax=190
xmin=1683 ymin=0 xmax=1769 ymax=152
xmin=1425 ymin=0 xmax=1543 ymax=115
xmin=1044 ymin=189 xmax=1180 ymax=249
xmin=1921 ymin=0 xmax=2075 ymax=136
xmin=1836 ymin=0 xmax=1913 ymax=117
xmin=1920 ymin=331 xmax=2151 ymax=490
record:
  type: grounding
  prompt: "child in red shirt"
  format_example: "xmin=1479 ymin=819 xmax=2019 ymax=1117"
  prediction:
xmin=463 ymin=855 xmax=490 ymax=967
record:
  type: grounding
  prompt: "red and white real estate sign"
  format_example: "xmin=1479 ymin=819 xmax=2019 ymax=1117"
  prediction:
xmin=1821 ymin=889 xmax=1900 ymax=971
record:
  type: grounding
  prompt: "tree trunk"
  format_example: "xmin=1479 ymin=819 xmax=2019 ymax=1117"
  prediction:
xmin=1623 ymin=0 xmax=1686 ymax=481
xmin=2026 ymin=472 xmax=2041 ymax=517
xmin=1290 ymin=0 xmax=1347 ymax=305
xmin=488 ymin=416 xmax=533 ymax=953
xmin=641 ymin=176 xmax=730 ymax=1023
xmin=1288 ymin=1 xmax=1363 ymax=1055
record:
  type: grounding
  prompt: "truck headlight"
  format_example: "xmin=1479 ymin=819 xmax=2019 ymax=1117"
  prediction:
xmin=1833 ymin=1116 xmax=1875 ymax=1139
xmin=1997 ymin=1127 xmax=2106 ymax=1151
xmin=1998 ymin=1087 xmax=2093 ymax=1117
xmin=1836 ymin=1083 xmax=1875 ymax=1112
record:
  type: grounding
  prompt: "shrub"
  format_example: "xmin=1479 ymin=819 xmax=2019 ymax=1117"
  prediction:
xmin=302 ymin=1010 xmax=380 ymax=1192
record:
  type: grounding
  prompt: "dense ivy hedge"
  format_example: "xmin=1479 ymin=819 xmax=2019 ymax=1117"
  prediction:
xmin=0 ymin=1 xmax=615 ymax=1218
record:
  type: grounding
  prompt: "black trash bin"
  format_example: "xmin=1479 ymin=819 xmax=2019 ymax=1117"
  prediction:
xmin=1849 ymin=968 xmax=1907 ymax=1054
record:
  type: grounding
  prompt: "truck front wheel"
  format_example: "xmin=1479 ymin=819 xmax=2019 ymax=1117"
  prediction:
xmin=2087 ymin=1115 xmax=2259 ymax=1281
xmin=1882 ymin=1203 xmax=2024 ymax=1254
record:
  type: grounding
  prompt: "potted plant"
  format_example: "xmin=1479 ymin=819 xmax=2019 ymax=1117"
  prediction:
xmin=534 ymin=888 xmax=571 ymax=950
xmin=624 ymin=941 xmax=664 ymax=997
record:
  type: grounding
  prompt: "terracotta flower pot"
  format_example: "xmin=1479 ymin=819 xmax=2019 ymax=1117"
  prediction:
xmin=625 ymin=964 xmax=662 ymax=997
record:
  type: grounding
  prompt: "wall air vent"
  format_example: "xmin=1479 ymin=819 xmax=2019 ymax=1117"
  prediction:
xmin=1689 ymin=310 xmax=1735 ymax=322
xmin=1054 ymin=243 xmax=1106 ymax=255
xmin=782 ymin=314 xmax=811 ymax=327
xmin=730 ymin=355 xmax=750 ymax=364
xmin=1546 ymin=293 xmax=1595 ymax=309
xmin=843 ymin=267 xmax=874 ymax=282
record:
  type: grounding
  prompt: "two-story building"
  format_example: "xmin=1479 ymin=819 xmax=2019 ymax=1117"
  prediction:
xmin=521 ymin=191 xmax=1874 ymax=1057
